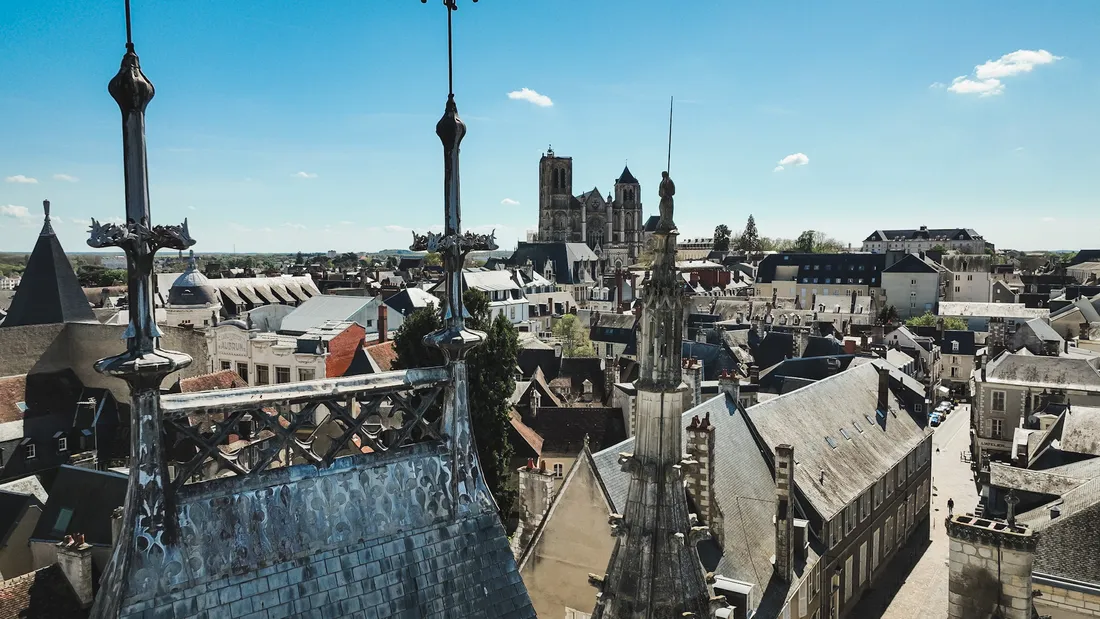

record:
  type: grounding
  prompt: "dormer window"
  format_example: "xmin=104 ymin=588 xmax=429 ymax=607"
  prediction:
xmin=952 ymin=341 xmax=959 ymax=352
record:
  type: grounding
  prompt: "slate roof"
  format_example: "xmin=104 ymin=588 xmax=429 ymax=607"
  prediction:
xmin=1033 ymin=498 xmax=1100 ymax=585
xmin=883 ymin=253 xmax=940 ymax=274
xmin=1 ymin=214 xmax=95 ymax=328
xmin=1068 ymin=250 xmax=1100 ymax=267
xmin=642 ymin=216 xmax=661 ymax=233
xmin=30 ymin=465 xmax=127 ymax=546
xmin=0 ymin=564 xmax=90 ymax=618
xmin=279 ymin=296 xmax=377 ymax=334
xmin=746 ymin=363 xmax=928 ymax=519
xmin=755 ymin=253 xmax=885 ymax=284
xmin=1018 ymin=317 xmax=1063 ymax=344
xmin=988 ymin=463 xmax=1089 ymax=497
xmin=942 ymin=330 xmax=976 ymax=356
xmin=0 ymin=490 xmax=41 ymax=548
xmin=984 ymin=350 xmax=1100 ymax=392
xmin=758 ymin=355 xmax=858 ymax=391
xmin=1051 ymin=297 xmax=1100 ymax=323
xmin=1060 ymin=406 xmax=1100 ymax=456
xmin=508 ymin=242 xmax=598 ymax=285
xmin=0 ymin=477 xmax=48 ymax=505
xmin=383 ymin=287 xmax=438 ymax=317
xmin=863 ymin=228 xmax=982 ymax=243
xmin=523 ymin=407 xmax=625 ymax=454
xmin=615 ymin=165 xmax=639 ymax=185
xmin=0 ymin=375 xmax=26 ymax=424
xmin=590 ymin=313 xmax=637 ymax=344
xmin=592 ymin=395 xmax=821 ymax=617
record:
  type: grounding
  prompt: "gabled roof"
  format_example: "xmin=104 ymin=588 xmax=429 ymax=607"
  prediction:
xmin=177 ymin=369 xmax=248 ymax=393
xmin=615 ymin=165 xmax=639 ymax=185
xmin=863 ymin=228 xmax=982 ymax=243
xmin=642 ymin=216 xmax=661 ymax=233
xmin=984 ymin=350 xmax=1100 ymax=392
xmin=520 ymin=407 xmax=625 ymax=454
xmin=508 ymin=242 xmax=597 ymax=285
xmin=1 ymin=209 xmax=95 ymax=328
xmin=30 ymin=465 xmax=127 ymax=546
xmin=0 ymin=489 xmax=42 ymax=548
xmin=278 ymin=296 xmax=377 ymax=334
xmin=883 ymin=253 xmax=940 ymax=274
xmin=1034 ymin=499 xmax=1100 ymax=585
xmin=383 ymin=287 xmax=438 ymax=317
xmin=746 ymin=362 xmax=928 ymax=519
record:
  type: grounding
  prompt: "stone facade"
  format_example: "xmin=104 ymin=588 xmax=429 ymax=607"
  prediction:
xmin=537 ymin=148 xmax=645 ymax=270
xmin=1033 ymin=581 xmax=1100 ymax=617
xmin=946 ymin=514 xmax=1039 ymax=619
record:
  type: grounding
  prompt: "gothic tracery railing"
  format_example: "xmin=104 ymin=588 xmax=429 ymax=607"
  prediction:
xmin=160 ymin=367 xmax=450 ymax=492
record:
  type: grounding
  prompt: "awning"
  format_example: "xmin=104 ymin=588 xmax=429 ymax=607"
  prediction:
xmin=937 ymin=385 xmax=951 ymax=396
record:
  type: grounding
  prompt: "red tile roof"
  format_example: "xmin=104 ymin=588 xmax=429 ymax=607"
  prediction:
xmin=325 ymin=324 xmax=367 ymax=378
xmin=365 ymin=340 xmax=398 ymax=372
xmin=179 ymin=370 xmax=248 ymax=393
xmin=0 ymin=375 xmax=27 ymax=424
xmin=509 ymin=411 xmax=544 ymax=456
xmin=0 ymin=564 xmax=89 ymax=618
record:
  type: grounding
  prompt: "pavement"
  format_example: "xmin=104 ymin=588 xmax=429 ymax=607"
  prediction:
xmin=851 ymin=403 xmax=980 ymax=619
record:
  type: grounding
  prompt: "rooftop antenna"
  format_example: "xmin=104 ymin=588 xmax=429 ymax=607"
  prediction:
xmin=666 ymin=96 xmax=674 ymax=175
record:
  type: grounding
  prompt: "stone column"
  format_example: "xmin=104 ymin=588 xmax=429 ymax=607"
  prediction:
xmin=946 ymin=514 xmax=1039 ymax=619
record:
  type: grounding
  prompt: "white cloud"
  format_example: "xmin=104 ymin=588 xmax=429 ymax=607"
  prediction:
xmin=929 ymin=82 xmax=946 ymax=89
xmin=506 ymin=88 xmax=553 ymax=107
xmin=187 ymin=205 xmax=197 ymax=210
xmin=292 ymin=171 xmax=317 ymax=179
xmin=1013 ymin=146 xmax=1026 ymax=152
xmin=948 ymin=77 xmax=1004 ymax=97
xmin=946 ymin=49 xmax=1061 ymax=96
xmin=774 ymin=153 xmax=809 ymax=171
xmin=1041 ymin=216 xmax=1056 ymax=222
xmin=5 ymin=175 xmax=38 ymax=184
xmin=500 ymin=198 xmax=520 ymax=206
xmin=1 ymin=204 xmax=31 ymax=219
xmin=282 ymin=222 xmax=307 ymax=230
xmin=52 ymin=173 xmax=78 ymax=183
xmin=259 ymin=227 xmax=274 ymax=233
xmin=338 ymin=220 xmax=355 ymax=226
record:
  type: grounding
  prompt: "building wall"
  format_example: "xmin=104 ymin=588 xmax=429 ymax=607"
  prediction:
xmin=519 ymin=454 xmax=615 ymax=619
xmin=755 ymin=282 xmax=878 ymax=308
xmin=0 ymin=504 xmax=42 ymax=578
xmin=882 ymin=272 xmax=940 ymax=319
xmin=941 ymin=353 xmax=975 ymax=393
xmin=207 ymin=326 xmax=327 ymax=386
xmin=1033 ymin=581 xmax=1100 ymax=618
xmin=828 ymin=435 xmax=934 ymax=618
xmin=945 ymin=271 xmax=992 ymax=303
xmin=863 ymin=239 xmax=985 ymax=254
xmin=974 ymin=381 xmax=1100 ymax=457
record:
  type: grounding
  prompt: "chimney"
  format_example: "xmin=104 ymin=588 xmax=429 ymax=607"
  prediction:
xmin=554 ymin=342 xmax=563 ymax=358
xmin=615 ymin=269 xmax=624 ymax=312
xmin=946 ymin=512 xmax=1038 ymax=619
xmin=876 ymin=364 xmax=891 ymax=412
xmin=771 ymin=287 xmax=778 ymax=306
xmin=811 ymin=292 xmax=817 ymax=311
xmin=860 ymin=332 xmax=868 ymax=351
xmin=682 ymin=358 xmax=703 ymax=409
xmin=377 ymin=303 xmax=388 ymax=342
xmin=749 ymin=363 xmax=760 ymax=385
xmin=510 ymin=460 xmax=556 ymax=559
xmin=696 ymin=330 xmax=707 ymax=344
xmin=56 ymin=533 xmax=95 ymax=608
xmin=850 ymin=290 xmax=857 ymax=315
xmin=988 ymin=317 xmax=1006 ymax=357
xmin=718 ymin=370 xmax=740 ymax=405
xmin=685 ymin=413 xmax=723 ymax=546
xmin=774 ymin=444 xmax=795 ymax=582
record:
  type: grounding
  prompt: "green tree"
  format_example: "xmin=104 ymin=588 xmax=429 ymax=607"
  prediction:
xmin=878 ymin=304 xmax=900 ymax=326
xmin=391 ymin=288 xmax=519 ymax=514
xmin=905 ymin=312 xmax=967 ymax=331
xmin=712 ymin=224 xmax=732 ymax=252
xmin=737 ymin=215 xmax=760 ymax=254
xmin=423 ymin=252 xmax=443 ymax=267
xmin=294 ymin=251 xmax=304 ymax=265
xmin=795 ymin=230 xmax=816 ymax=253
xmin=552 ymin=314 xmax=596 ymax=357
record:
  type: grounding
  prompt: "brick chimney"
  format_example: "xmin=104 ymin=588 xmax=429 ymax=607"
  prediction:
xmin=377 ymin=303 xmax=388 ymax=342
xmin=682 ymin=358 xmax=703 ymax=409
xmin=56 ymin=533 xmax=94 ymax=608
xmin=718 ymin=370 xmax=740 ymax=405
xmin=988 ymin=316 xmax=1006 ymax=357
xmin=774 ymin=444 xmax=795 ymax=582
xmin=876 ymin=364 xmax=891 ymax=413
xmin=686 ymin=413 xmax=723 ymax=545
xmin=749 ymin=363 xmax=760 ymax=385
xmin=510 ymin=459 xmax=556 ymax=560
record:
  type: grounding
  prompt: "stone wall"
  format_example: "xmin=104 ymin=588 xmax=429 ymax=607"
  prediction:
xmin=1033 ymin=581 xmax=1100 ymax=617
xmin=946 ymin=515 xmax=1038 ymax=619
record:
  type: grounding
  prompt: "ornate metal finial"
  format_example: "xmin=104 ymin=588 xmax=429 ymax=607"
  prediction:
xmin=40 ymin=199 xmax=54 ymax=236
xmin=108 ymin=0 xmax=154 ymax=114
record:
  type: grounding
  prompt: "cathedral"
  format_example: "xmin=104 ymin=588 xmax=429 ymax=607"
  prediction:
xmin=537 ymin=146 xmax=646 ymax=269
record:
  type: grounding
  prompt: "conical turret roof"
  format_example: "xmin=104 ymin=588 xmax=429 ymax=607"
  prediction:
xmin=615 ymin=165 xmax=639 ymax=185
xmin=1 ymin=200 xmax=96 ymax=328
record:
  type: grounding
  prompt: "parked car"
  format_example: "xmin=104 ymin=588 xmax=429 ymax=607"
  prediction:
xmin=929 ymin=413 xmax=943 ymax=427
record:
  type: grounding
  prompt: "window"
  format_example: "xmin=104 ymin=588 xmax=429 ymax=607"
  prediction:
xmin=911 ymin=279 xmax=916 ymax=285
xmin=950 ymin=367 xmax=958 ymax=378
xmin=298 ymin=368 xmax=315 ymax=381
xmin=255 ymin=364 xmax=270 ymax=385
xmin=859 ymin=542 xmax=868 ymax=586
xmin=605 ymin=343 xmax=613 ymax=357
xmin=955 ymin=286 xmax=960 ymax=293
xmin=510 ymin=305 xmax=516 ymax=319
xmin=237 ymin=363 xmax=249 ymax=383
xmin=897 ymin=505 xmax=906 ymax=542
xmin=275 ymin=366 xmax=291 ymax=384
xmin=991 ymin=418 xmax=1004 ymax=439
xmin=991 ymin=390 xmax=1006 ymax=412
xmin=872 ymin=528 xmax=880 ymax=572
xmin=825 ymin=436 xmax=838 ymax=449
xmin=58 ymin=437 xmax=68 ymax=452
xmin=221 ymin=361 xmax=232 ymax=371
xmin=846 ymin=504 xmax=855 ymax=533
xmin=25 ymin=443 xmax=36 ymax=460
xmin=840 ymin=428 xmax=851 ymax=440
xmin=50 ymin=507 xmax=74 ymax=537
xmin=886 ymin=469 xmax=895 ymax=496
xmin=899 ymin=459 xmax=907 ymax=484
xmin=853 ymin=420 xmax=863 ymax=433
xmin=951 ymin=341 xmax=959 ymax=352
xmin=553 ymin=463 xmax=564 ymax=478
xmin=843 ymin=555 xmax=853 ymax=602
xmin=915 ymin=402 xmax=923 ymax=413
xmin=366 ymin=319 xmax=373 ymax=327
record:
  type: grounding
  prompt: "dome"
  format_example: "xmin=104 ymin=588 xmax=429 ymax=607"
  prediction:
xmin=167 ymin=251 xmax=219 ymax=307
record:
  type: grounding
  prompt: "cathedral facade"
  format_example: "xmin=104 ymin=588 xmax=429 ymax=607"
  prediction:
xmin=537 ymin=147 xmax=645 ymax=269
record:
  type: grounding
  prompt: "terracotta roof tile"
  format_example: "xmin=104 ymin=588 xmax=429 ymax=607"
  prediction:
xmin=365 ymin=340 xmax=398 ymax=372
xmin=509 ymin=411 xmax=544 ymax=456
xmin=179 ymin=370 xmax=248 ymax=393
xmin=0 ymin=375 xmax=27 ymax=424
xmin=0 ymin=564 xmax=89 ymax=618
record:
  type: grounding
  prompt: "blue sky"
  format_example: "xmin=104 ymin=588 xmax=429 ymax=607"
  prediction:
xmin=1 ymin=0 xmax=1096 ymax=254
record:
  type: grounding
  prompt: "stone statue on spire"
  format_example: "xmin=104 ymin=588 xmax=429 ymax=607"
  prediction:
xmin=657 ymin=171 xmax=676 ymax=232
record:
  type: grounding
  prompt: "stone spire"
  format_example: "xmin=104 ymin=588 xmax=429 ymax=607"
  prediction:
xmin=590 ymin=172 xmax=725 ymax=618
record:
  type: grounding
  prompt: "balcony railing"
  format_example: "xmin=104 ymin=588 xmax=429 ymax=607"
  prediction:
xmin=160 ymin=367 xmax=450 ymax=492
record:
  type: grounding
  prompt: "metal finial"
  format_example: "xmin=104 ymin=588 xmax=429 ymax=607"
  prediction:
xmin=666 ymin=96 xmax=674 ymax=175
xmin=124 ymin=0 xmax=133 ymax=50
xmin=422 ymin=0 xmax=477 ymax=96
xmin=43 ymin=199 xmax=50 ymax=219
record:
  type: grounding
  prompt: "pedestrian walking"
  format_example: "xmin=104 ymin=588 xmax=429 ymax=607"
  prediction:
xmin=947 ymin=497 xmax=954 ymax=517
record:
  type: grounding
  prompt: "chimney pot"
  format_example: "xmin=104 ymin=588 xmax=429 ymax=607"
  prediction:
xmin=538 ymin=460 xmax=546 ymax=473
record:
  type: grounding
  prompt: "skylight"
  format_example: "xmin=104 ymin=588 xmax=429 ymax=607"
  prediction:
xmin=840 ymin=428 xmax=851 ymax=440
xmin=865 ymin=414 xmax=875 ymax=426
xmin=825 ymin=436 xmax=838 ymax=449
xmin=854 ymin=421 xmax=863 ymax=433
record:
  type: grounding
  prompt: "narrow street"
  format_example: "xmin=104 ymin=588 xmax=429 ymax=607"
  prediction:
xmin=852 ymin=403 xmax=980 ymax=618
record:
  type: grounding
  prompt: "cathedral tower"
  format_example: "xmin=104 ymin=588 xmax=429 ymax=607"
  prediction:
xmin=614 ymin=166 xmax=642 ymax=259
xmin=539 ymin=146 xmax=573 ymax=242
